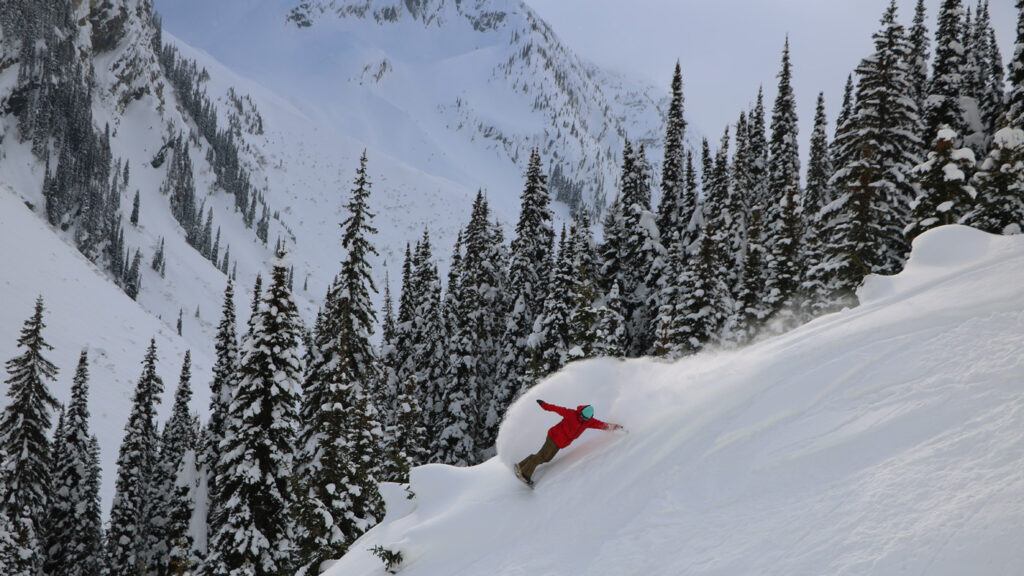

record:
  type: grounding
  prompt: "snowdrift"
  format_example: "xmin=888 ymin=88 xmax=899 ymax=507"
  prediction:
xmin=327 ymin=225 xmax=1024 ymax=575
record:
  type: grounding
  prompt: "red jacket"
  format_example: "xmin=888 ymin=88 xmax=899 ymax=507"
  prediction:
xmin=539 ymin=401 xmax=618 ymax=448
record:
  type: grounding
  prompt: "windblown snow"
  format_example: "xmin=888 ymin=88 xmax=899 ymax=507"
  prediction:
xmin=328 ymin=224 xmax=1024 ymax=575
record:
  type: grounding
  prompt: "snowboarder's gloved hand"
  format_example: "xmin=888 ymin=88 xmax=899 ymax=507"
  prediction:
xmin=612 ymin=424 xmax=627 ymax=433
xmin=536 ymin=399 xmax=544 ymax=407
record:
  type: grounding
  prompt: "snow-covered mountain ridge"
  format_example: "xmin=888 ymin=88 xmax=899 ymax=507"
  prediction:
xmin=328 ymin=224 xmax=1024 ymax=575
xmin=248 ymin=0 xmax=669 ymax=214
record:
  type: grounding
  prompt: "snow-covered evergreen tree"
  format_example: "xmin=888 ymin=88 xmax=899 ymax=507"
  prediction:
xmin=442 ymin=192 xmax=505 ymax=465
xmin=496 ymin=149 xmax=554 ymax=406
xmin=382 ymin=377 xmax=426 ymax=484
xmin=106 ymin=339 xmax=164 ymax=576
xmin=805 ymin=92 xmax=834 ymax=221
xmin=529 ymin=226 xmax=576 ymax=377
xmin=593 ymin=281 xmax=627 ymax=358
xmin=407 ymin=230 xmax=447 ymax=450
xmin=0 ymin=297 xmax=59 ymax=576
xmin=656 ymin=61 xmax=688 ymax=242
xmin=926 ymin=0 xmax=968 ymax=139
xmin=207 ymin=251 xmax=304 ymax=576
xmin=908 ymin=0 xmax=931 ymax=122
xmin=733 ymin=89 xmax=772 ymax=337
xmin=727 ymin=111 xmax=752 ymax=278
xmin=764 ymin=36 xmax=804 ymax=320
xmin=816 ymin=0 xmax=922 ymax=309
xmin=42 ymin=350 xmax=103 ymax=576
xmin=965 ymin=127 xmax=1024 ymax=234
xmin=379 ymin=263 xmax=428 ymax=481
xmin=830 ymin=75 xmax=859 ymax=177
xmin=974 ymin=1 xmax=1005 ymax=142
xmin=800 ymin=93 xmax=835 ymax=318
xmin=295 ymin=152 xmax=383 ymax=573
xmin=152 ymin=351 xmax=200 ymax=576
xmin=704 ymin=126 xmax=739 ymax=322
xmin=601 ymin=140 xmax=662 ymax=356
xmin=906 ymin=128 xmax=977 ymax=241
xmin=388 ymin=244 xmax=417 ymax=424
xmin=676 ymin=217 xmax=729 ymax=355
xmin=566 ymin=213 xmax=601 ymax=361
xmin=206 ymin=278 xmax=239 ymax=543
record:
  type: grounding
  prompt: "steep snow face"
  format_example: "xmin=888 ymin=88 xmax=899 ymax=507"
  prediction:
xmin=328 ymin=225 xmax=1024 ymax=575
xmin=0 ymin=188 xmax=212 ymax=513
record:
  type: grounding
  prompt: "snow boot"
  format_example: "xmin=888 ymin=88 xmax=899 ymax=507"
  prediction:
xmin=514 ymin=463 xmax=534 ymax=488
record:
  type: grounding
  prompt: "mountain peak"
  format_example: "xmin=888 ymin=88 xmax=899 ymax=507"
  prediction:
xmin=288 ymin=0 xmax=514 ymax=32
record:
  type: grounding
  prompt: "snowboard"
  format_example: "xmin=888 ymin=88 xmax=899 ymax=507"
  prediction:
xmin=513 ymin=463 xmax=535 ymax=489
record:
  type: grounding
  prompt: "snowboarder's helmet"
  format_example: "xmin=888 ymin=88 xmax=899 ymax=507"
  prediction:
xmin=581 ymin=405 xmax=594 ymax=421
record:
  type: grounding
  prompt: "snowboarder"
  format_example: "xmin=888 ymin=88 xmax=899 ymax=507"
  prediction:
xmin=514 ymin=400 xmax=624 ymax=486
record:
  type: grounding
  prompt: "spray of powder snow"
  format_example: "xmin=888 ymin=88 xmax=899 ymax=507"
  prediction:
xmin=494 ymin=352 xmax=758 ymax=473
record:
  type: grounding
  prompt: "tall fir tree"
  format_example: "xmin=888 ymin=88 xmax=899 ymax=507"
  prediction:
xmin=593 ymin=281 xmax=627 ymax=358
xmin=379 ymin=267 xmax=428 ymax=484
xmin=206 ymin=278 xmax=239 ymax=542
xmin=105 ymin=339 xmax=164 ymax=576
xmin=926 ymin=0 xmax=968 ymax=139
xmin=830 ymin=74 xmax=859 ymax=175
xmin=42 ymin=350 xmax=103 ymax=576
xmin=565 ymin=212 xmax=601 ymax=361
xmin=496 ymin=149 xmax=554 ymax=409
xmin=734 ymin=88 xmax=772 ymax=338
xmin=295 ymin=152 xmax=384 ymax=574
xmin=656 ymin=61 xmax=688 ymax=242
xmin=442 ymin=192 xmax=505 ymax=465
xmin=764 ymin=36 xmax=804 ymax=319
xmin=0 ymin=297 xmax=60 ymax=576
xmin=152 ymin=351 xmax=200 ymax=576
xmin=601 ymin=140 xmax=662 ymax=356
xmin=675 ymin=218 xmax=729 ymax=354
xmin=705 ymin=126 xmax=738 ymax=301
xmin=390 ymin=243 xmax=417 ymax=425
xmin=407 ymin=230 xmax=448 ymax=453
xmin=748 ymin=87 xmax=770 ymax=210
xmin=207 ymin=251 xmax=304 ymax=576
xmin=801 ymin=93 xmax=837 ymax=318
xmin=908 ymin=0 xmax=931 ymax=122
xmin=805 ymin=92 xmax=834 ymax=219
xmin=815 ymin=0 xmax=922 ymax=309
xmin=529 ymin=226 xmax=576 ymax=377
xmin=978 ymin=1 xmax=1005 ymax=140
xmin=377 ymin=270 xmax=403 ymax=433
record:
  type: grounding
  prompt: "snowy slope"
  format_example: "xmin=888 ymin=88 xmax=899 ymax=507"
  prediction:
xmin=0 ymin=187 xmax=212 ymax=512
xmin=328 ymin=225 xmax=1024 ymax=575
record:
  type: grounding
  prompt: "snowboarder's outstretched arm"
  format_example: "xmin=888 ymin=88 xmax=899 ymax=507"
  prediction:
xmin=586 ymin=417 xmax=624 ymax=432
xmin=537 ymin=399 xmax=576 ymax=419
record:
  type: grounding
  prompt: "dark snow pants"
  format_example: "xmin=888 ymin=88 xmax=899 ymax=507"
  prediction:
xmin=518 ymin=436 xmax=560 ymax=480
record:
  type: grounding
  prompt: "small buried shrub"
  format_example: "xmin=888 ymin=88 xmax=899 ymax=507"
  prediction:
xmin=369 ymin=545 xmax=403 ymax=574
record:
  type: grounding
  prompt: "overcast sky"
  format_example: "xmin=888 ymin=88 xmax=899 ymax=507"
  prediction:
xmin=526 ymin=0 xmax=1017 ymax=147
